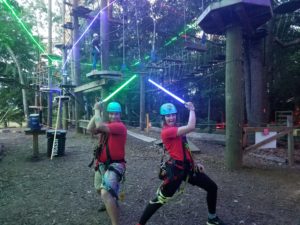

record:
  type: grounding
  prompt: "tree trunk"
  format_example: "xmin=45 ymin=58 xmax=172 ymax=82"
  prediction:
xmin=5 ymin=45 xmax=29 ymax=121
xmin=225 ymin=25 xmax=244 ymax=170
xmin=244 ymin=36 xmax=268 ymax=127
xmin=264 ymin=20 xmax=275 ymax=123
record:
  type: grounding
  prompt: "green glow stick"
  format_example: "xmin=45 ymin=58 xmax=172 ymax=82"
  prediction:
xmin=102 ymin=74 xmax=137 ymax=103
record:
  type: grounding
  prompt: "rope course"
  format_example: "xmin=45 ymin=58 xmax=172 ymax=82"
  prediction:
xmin=2 ymin=0 xmax=285 ymax=131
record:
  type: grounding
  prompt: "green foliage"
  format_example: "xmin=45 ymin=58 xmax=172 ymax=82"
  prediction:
xmin=0 ymin=0 xmax=38 ymax=124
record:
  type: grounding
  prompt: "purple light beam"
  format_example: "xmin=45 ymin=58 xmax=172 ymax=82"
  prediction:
xmin=148 ymin=79 xmax=186 ymax=104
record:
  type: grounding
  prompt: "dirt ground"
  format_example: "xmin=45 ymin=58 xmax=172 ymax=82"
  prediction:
xmin=0 ymin=127 xmax=300 ymax=225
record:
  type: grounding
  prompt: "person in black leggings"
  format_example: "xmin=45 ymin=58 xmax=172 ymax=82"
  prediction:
xmin=137 ymin=102 xmax=226 ymax=225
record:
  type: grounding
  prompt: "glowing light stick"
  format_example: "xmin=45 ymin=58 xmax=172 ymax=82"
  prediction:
xmin=101 ymin=74 xmax=137 ymax=103
xmin=148 ymin=79 xmax=186 ymax=104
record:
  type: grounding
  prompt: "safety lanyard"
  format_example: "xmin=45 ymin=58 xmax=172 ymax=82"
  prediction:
xmin=104 ymin=134 xmax=111 ymax=168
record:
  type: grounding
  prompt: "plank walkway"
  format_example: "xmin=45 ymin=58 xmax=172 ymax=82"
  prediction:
xmin=128 ymin=129 xmax=201 ymax=152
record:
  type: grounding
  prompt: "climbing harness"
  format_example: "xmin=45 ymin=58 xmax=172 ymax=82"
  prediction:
xmin=157 ymin=136 xmax=195 ymax=202
xmin=92 ymin=133 xmax=126 ymax=201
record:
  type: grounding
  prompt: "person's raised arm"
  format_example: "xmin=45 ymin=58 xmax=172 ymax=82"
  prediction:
xmin=87 ymin=102 xmax=109 ymax=134
xmin=177 ymin=102 xmax=196 ymax=136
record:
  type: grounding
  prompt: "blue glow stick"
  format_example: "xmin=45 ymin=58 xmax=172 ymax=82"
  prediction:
xmin=148 ymin=79 xmax=186 ymax=104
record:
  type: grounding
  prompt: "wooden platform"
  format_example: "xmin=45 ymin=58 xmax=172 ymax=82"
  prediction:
xmin=127 ymin=130 xmax=157 ymax=143
xmin=74 ymin=79 xmax=106 ymax=93
xmin=62 ymin=22 xmax=73 ymax=30
xmin=40 ymin=54 xmax=62 ymax=61
xmin=29 ymin=106 xmax=43 ymax=110
xmin=40 ymin=86 xmax=61 ymax=93
xmin=86 ymin=70 xmax=123 ymax=80
xmin=197 ymin=0 xmax=272 ymax=35
xmin=60 ymin=84 xmax=76 ymax=89
xmin=54 ymin=96 xmax=71 ymax=102
xmin=55 ymin=43 xmax=73 ymax=50
xmin=72 ymin=5 xmax=91 ymax=18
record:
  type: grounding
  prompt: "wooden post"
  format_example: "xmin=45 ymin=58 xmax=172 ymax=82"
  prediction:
xmin=146 ymin=113 xmax=149 ymax=133
xmin=25 ymin=129 xmax=46 ymax=158
xmin=140 ymin=73 xmax=145 ymax=131
xmin=32 ymin=134 xmax=39 ymax=158
xmin=73 ymin=0 xmax=83 ymax=133
xmin=225 ymin=24 xmax=244 ymax=170
xmin=47 ymin=0 xmax=53 ymax=128
xmin=287 ymin=115 xmax=294 ymax=166
xmin=101 ymin=0 xmax=109 ymax=70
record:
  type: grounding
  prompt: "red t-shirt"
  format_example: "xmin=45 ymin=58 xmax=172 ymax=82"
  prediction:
xmin=98 ymin=121 xmax=127 ymax=163
xmin=161 ymin=125 xmax=192 ymax=162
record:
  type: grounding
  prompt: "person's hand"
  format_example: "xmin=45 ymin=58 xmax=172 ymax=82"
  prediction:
xmin=94 ymin=102 xmax=103 ymax=110
xmin=184 ymin=102 xmax=195 ymax=111
xmin=195 ymin=162 xmax=204 ymax=173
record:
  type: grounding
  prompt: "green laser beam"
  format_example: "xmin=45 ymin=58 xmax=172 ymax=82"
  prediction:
xmin=102 ymin=74 xmax=137 ymax=103
xmin=1 ymin=0 xmax=53 ymax=61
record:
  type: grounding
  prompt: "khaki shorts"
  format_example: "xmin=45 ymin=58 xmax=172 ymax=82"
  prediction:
xmin=94 ymin=163 xmax=125 ymax=199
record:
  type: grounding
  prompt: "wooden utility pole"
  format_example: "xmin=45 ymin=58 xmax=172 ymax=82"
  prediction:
xmin=100 ymin=0 xmax=109 ymax=70
xmin=73 ymin=0 xmax=83 ymax=133
xmin=100 ymin=0 xmax=110 ymax=119
xmin=62 ymin=2 xmax=68 ymax=130
xmin=287 ymin=116 xmax=294 ymax=166
xmin=225 ymin=25 xmax=244 ymax=170
xmin=47 ymin=0 xmax=53 ymax=128
xmin=140 ymin=73 xmax=145 ymax=130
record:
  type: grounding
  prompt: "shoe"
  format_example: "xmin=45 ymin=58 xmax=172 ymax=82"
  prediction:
xmin=98 ymin=204 xmax=106 ymax=212
xmin=206 ymin=216 xmax=226 ymax=225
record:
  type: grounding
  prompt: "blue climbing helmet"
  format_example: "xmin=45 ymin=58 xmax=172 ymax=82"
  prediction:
xmin=160 ymin=103 xmax=177 ymax=115
xmin=107 ymin=102 xmax=122 ymax=113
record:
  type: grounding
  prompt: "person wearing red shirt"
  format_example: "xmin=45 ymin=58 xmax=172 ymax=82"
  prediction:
xmin=88 ymin=101 xmax=126 ymax=225
xmin=137 ymin=102 xmax=226 ymax=225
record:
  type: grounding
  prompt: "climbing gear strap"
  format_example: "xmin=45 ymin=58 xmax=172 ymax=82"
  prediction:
xmin=150 ymin=189 xmax=171 ymax=205
xmin=88 ymin=134 xmax=108 ymax=168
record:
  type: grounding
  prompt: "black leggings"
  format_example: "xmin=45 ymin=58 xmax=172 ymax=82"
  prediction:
xmin=138 ymin=169 xmax=218 ymax=225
